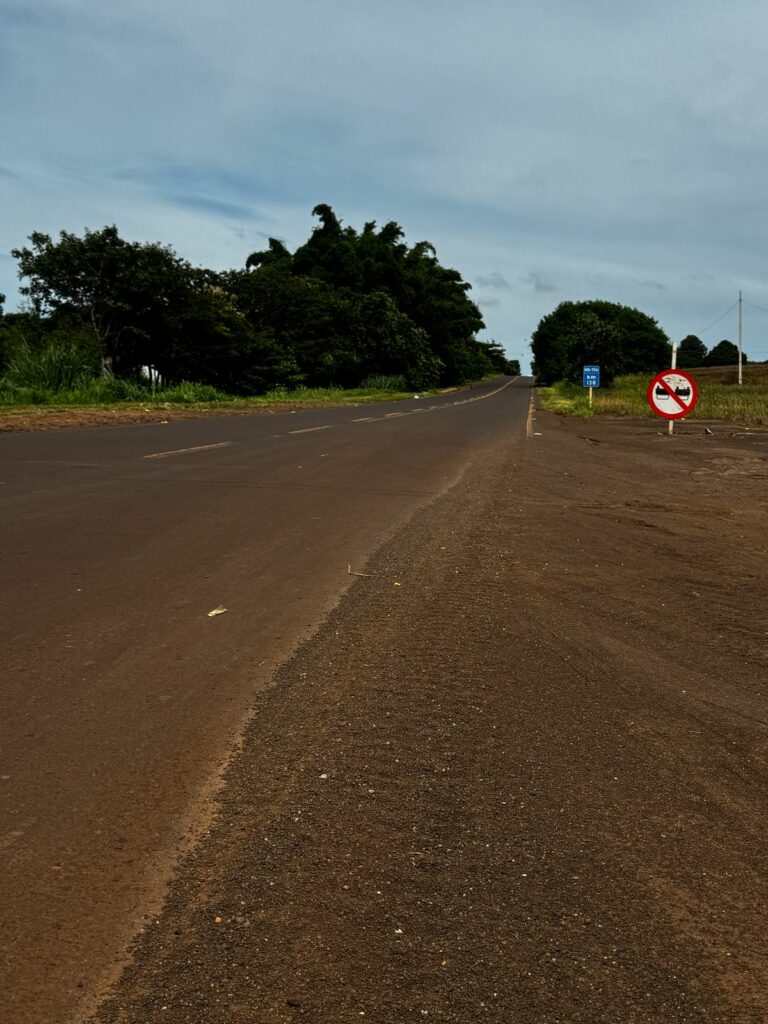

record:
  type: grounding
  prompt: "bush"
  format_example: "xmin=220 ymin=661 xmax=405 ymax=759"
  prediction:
xmin=153 ymin=381 xmax=230 ymax=404
xmin=359 ymin=374 xmax=408 ymax=391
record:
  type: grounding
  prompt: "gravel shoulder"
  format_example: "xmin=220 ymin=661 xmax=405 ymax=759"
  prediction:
xmin=93 ymin=413 xmax=768 ymax=1024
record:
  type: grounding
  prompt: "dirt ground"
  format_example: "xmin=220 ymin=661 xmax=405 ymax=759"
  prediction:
xmin=92 ymin=412 xmax=768 ymax=1024
xmin=0 ymin=403 xmax=334 ymax=432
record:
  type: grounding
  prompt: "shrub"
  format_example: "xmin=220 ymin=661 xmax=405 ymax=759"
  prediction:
xmin=154 ymin=381 xmax=230 ymax=404
xmin=359 ymin=374 xmax=408 ymax=391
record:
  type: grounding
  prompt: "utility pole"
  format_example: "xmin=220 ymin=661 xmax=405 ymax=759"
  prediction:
xmin=738 ymin=289 xmax=743 ymax=386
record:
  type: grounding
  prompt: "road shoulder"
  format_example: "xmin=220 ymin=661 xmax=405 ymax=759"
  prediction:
xmin=94 ymin=413 xmax=768 ymax=1023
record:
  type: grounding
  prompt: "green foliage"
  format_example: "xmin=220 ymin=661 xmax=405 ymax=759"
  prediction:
xmin=153 ymin=381 xmax=230 ymax=403
xmin=677 ymin=334 xmax=707 ymax=368
xmin=242 ymin=205 xmax=488 ymax=387
xmin=703 ymin=339 xmax=745 ymax=366
xmin=538 ymin=372 xmax=768 ymax=425
xmin=359 ymin=374 xmax=408 ymax=391
xmin=4 ymin=338 xmax=96 ymax=391
xmin=531 ymin=300 xmax=670 ymax=386
xmin=6 ymin=206 xmax=508 ymax=399
xmin=11 ymin=227 xmax=185 ymax=372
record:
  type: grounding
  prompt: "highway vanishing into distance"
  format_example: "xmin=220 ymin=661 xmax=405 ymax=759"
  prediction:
xmin=0 ymin=377 xmax=531 ymax=1024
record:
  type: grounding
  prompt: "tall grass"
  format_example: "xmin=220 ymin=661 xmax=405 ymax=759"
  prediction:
xmin=538 ymin=372 xmax=768 ymax=425
xmin=0 ymin=378 xmax=420 ymax=409
xmin=0 ymin=343 xmax=431 ymax=409
xmin=4 ymin=340 xmax=95 ymax=392
xmin=0 ymin=378 xmax=231 ymax=406
xmin=359 ymin=373 xmax=408 ymax=391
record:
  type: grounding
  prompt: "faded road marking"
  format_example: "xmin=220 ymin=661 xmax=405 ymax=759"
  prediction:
xmin=452 ymin=376 xmax=519 ymax=407
xmin=288 ymin=425 xmax=334 ymax=434
xmin=526 ymin=392 xmax=536 ymax=438
xmin=349 ymin=377 xmax=522 ymax=426
xmin=144 ymin=441 xmax=234 ymax=460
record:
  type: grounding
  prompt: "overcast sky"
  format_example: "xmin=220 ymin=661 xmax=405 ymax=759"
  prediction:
xmin=2 ymin=0 xmax=768 ymax=366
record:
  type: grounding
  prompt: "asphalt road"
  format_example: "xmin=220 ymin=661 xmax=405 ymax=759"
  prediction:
xmin=0 ymin=377 xmax=530 ymax=1024
xmin=92 ymin=411 xmax=768 ymax=1024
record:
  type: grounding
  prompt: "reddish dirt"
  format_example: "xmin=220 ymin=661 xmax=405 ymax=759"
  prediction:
xmin=0 ymin=403 xmax=344 ymax=432
xmin=91 ymin=412 xmax=767 ymax=1023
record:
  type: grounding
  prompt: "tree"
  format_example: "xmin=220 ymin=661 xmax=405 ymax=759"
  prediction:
xmin=11 ymin=226 xmax=189 ymax=376
xmin=242 ymin=204 xmax=486 ymax=387
xmin=530 ymin=300 xmax=670 ymax=385
xmin=477 ymin=339 xmax=516 ymax=376
xmin=676 ymin=335 xmax=707 ymax=368
xmin=703 ymin=339 xmax=746 ymax=366
xmin=10 ymin=207 xmax=489 ymax=394
xmin=565 ymin=311 xmax=622 ymax=386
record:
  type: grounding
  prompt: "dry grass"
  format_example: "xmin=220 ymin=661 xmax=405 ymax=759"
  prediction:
xmin=538 ymin=366 xmax=768 ymax=425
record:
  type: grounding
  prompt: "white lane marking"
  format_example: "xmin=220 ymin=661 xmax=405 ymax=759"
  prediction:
xmin=451 ymin=376 xmax=519 ymax=407
xmin=526 ymin=392 xmax=536 ymax=438
xmin=288 ymin=424 xmax=334 ymax=434
xmin=352 ymin=376 xmax=521 ymax=424
xmin=144 ymin=441 xmax=234 ymax=460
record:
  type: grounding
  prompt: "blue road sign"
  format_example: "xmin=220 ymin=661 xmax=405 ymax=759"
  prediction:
xmin=583 ymin=365 xmax=600 ymax=388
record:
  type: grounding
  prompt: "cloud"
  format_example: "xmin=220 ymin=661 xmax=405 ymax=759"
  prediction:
xmin=633 ymin=279 xmax=668 ymax=291
xmin=522 ymin=272 xmax=558 ymax=294
xmin=2 ymin=0 xmax=768 ymax=366
xmin=167 ymin=194 xmax=256 ymax=221
xmin=476 ymin=272 xmax=510 ymax=290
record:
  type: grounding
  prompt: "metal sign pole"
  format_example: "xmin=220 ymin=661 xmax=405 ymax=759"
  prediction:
xmin=589 ymin=385 xmax=593 ymax=408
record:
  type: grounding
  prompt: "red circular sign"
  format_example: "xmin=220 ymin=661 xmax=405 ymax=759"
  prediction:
xmin=647 ymin=369 xmax=699 ymax=420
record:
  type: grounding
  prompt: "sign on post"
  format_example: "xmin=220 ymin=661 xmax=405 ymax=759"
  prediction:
xmin=583 ymin=364 xmax=600 ymax=407
xmin=647 ymin=369 xmax=699 ymax=420
xmin=583 ymin=365 xmax=600 ymax=388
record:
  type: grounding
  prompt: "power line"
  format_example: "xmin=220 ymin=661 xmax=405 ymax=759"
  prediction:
xmin=696 ymin=301 xmax=738 ymax=336
xmin=744 ymin=299 xmax=768 ymax=316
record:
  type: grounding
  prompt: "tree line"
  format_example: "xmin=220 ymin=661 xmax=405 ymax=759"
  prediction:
xmin=0 ymin=205 xmax=519 ymax=396
xmin=674 ymin=335 xmax=748 ymax=369
xmin=530 ymin=300 xmax=754 ymax=386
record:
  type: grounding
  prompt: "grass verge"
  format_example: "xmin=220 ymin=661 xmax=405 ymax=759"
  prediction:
xmin=538 ymin=369 xmax=768 ymax=425
xmin=0 ymin=380 xmax=503 ymax=431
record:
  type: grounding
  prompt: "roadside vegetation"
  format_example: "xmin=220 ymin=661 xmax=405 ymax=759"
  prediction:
xmin=0 ymin=362 xmax=432 ymax=411
xmin=0 ymin=383 xmax=428 ymax=410
xmin=530 ymin=298 xmax=766 ymax=425
xmin=0 ymin=206 xmax=519 ymax=417
xmin=538 ymin=365 xmax=768 ymax=425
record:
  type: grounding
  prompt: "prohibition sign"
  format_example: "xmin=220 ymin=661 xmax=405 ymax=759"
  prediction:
xmin=647 ymin=369 xmax=699 ymax=420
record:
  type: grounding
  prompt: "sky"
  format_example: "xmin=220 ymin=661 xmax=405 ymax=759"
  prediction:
xmin=2 ymin=0 xmax=768 ymax=368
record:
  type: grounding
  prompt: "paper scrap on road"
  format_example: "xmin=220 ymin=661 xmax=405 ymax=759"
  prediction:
xmin=207 ymin=606 xmax=228 ymax=617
